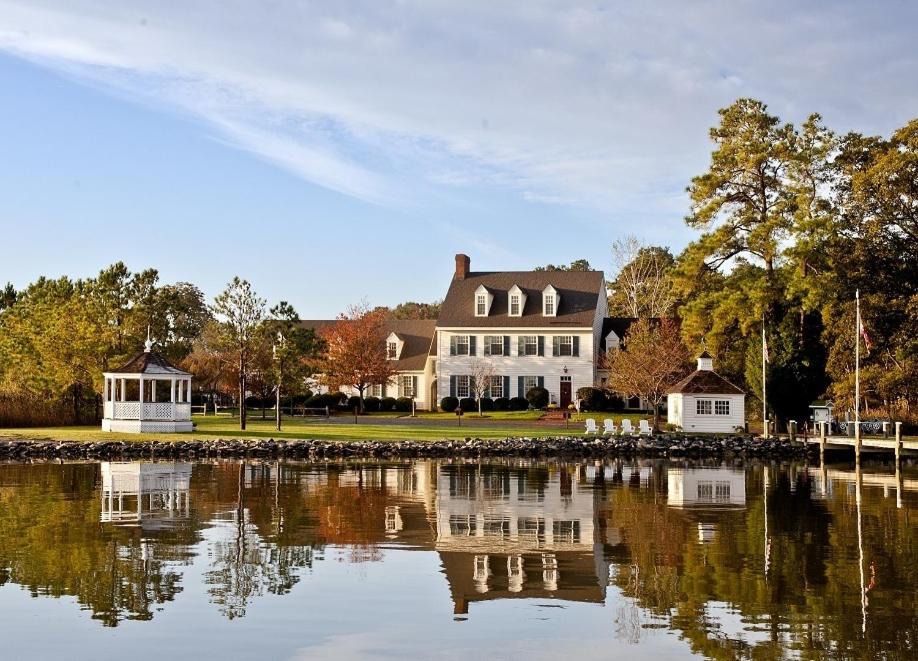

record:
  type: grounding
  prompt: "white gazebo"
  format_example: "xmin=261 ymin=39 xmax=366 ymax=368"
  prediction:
xmin=102 ymin=335 xmax=193 ymax=433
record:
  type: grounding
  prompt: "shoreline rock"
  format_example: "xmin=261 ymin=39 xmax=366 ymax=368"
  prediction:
xmin=0 ymin=435 xmax=817 ymax=461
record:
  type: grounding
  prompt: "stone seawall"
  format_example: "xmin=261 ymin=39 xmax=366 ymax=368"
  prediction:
xmin=0 ymin=435 xmax=815 ymax=461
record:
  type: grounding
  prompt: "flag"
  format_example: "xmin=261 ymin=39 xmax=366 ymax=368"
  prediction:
xmin=859 ymin=320 xmax=873 ymax=356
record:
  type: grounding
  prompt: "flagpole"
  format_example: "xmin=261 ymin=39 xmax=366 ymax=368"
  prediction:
xmin=762 ymin=315 xmax=767 ymax=439
xmin=855 ymin=289 xmax=860 ymax=426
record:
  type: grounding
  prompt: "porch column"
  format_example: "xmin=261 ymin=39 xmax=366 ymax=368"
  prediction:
xmin=139 ymin=377 xmax=144 ymax=405
xmin=151 ymin=378 xmax=157 ymax=403
xmin=171 ymin=378 xmax=176 ymax=402
xmin=120 ymin=378 xmax=126 ymax=402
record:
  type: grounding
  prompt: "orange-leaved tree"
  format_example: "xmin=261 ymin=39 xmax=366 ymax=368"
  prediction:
xmin=605 ymin=318 xmax=690 ymax=432
xmin=318 ymin=302 xmax=396 ymax=413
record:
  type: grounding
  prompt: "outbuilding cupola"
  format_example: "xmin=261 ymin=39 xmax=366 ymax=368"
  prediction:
xmin=697 ymin=350 xmax=713 ymax=371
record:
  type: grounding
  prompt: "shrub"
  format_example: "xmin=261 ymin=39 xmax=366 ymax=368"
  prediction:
xmin=493 ymin=397 xmax=510 ymax=411
xmin=440 ymin=396 xmax=459 ymax=412
xmin=508 ymin=396 xmax=529 ymax=411
xmin=459 ymin=397 xmax=476 ymax=413
xmin=380 ymin=396 xmax=397 ymax=411
xmin=395 ymin=397 xmax=413 ymax=412
xmin=305 ymin=394 xmax=324 ymax=408
xmin=363 ymin=396 xmax=381 ymax=412
xmin=526 ymin=386 xmax=549 ymax=409
xmin=577 ymin=387 xmax=609 ymax=412
xmin=478 ymin=397 xmax=494 ymax=412
xmin=346 ymin=395 xmax=362 ymax=411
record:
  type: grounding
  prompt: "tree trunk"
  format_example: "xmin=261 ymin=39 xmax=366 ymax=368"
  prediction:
xmin=276 ymin=384 xmax=282 ymax=431
xmin=652 ymin=402 xmax=660 ymax=433
xmin=358 ymin=386 xmax=365 ymax=414
xmin=239 ymin=355 xmax=247 ymax=431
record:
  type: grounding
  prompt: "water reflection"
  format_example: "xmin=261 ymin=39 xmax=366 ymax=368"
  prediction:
xmin=0 ymin=458 xmax=915 ymax=658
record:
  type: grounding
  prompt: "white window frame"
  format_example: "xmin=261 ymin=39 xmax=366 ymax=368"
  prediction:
xmin=696 ymin=399 xmax=712 ymax=415
xmin=523 ymin=376 xmax=539 ymax=393
xmin=485 ymin=335 xmax=504 ymax=356
xmin=557 ymin=335 xmax=573 ymax=356
xmin=488 ymin=375 xmax=503 ymax=399
xmin=544 ymin=295 xmax=555 ymax=316
xmin=387 ymin=341 xmax=398 ymax=360
xmin=455 ymin=335 xmax=470 ymax=355
xmin=370 ymin=384 xmax=383 ymax=398
xmin=714 ymin=400 xmax=730 ymax=415
xmin=401 ymin=375 xmax=415 ymax=398
xmin=456 ymin=375 xmax=471 ymax=399
xmin=510 ymin=295 xmax=521 ymax=316
xmin=476 ymin=294 xmax=487 ymax=316
xmin=521 ymin=335 xmax=538 ymax=356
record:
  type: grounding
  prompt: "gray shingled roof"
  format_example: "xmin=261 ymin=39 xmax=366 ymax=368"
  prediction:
xmin=437 ymin=270 xmax=605 ymax=328
xmin=111 ymin=351 xmax=191 ymax=376
xmin=668 ymin=369 xmax=745 ymax=395
xmin=299 ymin=318 xmax=436 ymax=372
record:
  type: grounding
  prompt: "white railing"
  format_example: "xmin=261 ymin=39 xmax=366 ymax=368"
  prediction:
xmin=106 ymin=402 xmax=192 ymax=421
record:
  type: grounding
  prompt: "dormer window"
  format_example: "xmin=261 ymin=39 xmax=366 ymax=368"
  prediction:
xmin=542 ymin=285 xmax=559 ymax=317
xmin=507 ymin=284 xmax=526 ymax=317
xmin=385 ymin=332 xmax=403 ymax=360
xmin=474 ymin=285 xmax=493 ymax=317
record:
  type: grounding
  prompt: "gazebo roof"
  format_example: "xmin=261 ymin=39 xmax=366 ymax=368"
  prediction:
xmin=107 ymin=350 xmax=191 ymax=376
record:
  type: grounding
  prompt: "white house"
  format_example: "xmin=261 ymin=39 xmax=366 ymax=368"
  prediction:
xmin=301 ymin=318 xmax=437 ymax=410
xmin=666 ymin=352 xmax=745 ymax=433
xmin=434 ymin=254 xmax=609 ymax=408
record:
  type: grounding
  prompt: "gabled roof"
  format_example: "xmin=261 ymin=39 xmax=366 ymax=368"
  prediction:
xmin=110 ymin=350 xmax=191 ymax=376
xmin=438 ymin=270 xmax=605 ymax=328
xmin=668 ymin=369 xmax=744 ymax=395
xmin=600 ymin=317 xmax=638 ymax=349
xmin=299 ymin=318 xmax=436 ymax=372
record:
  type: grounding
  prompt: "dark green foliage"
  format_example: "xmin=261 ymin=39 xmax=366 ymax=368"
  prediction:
xmin=439 ymin=396 xmax=459 ymax=412
xmin=363 ymin=396 xmax=381 ymax=412
xmin=577 ymin=387 xmax=611 ymax=412
xmin=379 ymin=397 xmax=396 ymax=411
xmin=346 ymin=396 xmax=361 ymax=411
xmin=509 ymin=396 xmax=529 ymax=411
xmin=458 ymin=397 xmax=476 ymax=412
xmin=493 ymin=397 xmax=510 ymax=411
xmin=525 ymin=387 xmax=549 ymax=409
xmin=395 ymin=397 xmax=412 ymax=412
xmin=478 ymin=397 xmax=494 ymax=412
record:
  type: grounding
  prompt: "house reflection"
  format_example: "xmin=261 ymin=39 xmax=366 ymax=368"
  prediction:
xmin=100 ymin=461 xmax=192 ymax=528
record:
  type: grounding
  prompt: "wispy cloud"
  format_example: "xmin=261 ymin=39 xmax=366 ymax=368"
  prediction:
xmin=0 ymin=0 xmax=915 ymax=217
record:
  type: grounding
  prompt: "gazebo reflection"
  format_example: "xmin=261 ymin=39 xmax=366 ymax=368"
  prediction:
xmin=100 ymin=462 xmax=192 ymax=528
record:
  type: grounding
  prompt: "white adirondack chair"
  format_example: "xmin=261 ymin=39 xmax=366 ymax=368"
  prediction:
xmin=603 ymin=419 xmax=617 ymax=435
xmin=638 ymin=419 xmax=653 ymax=436
xmin=620 ymin=419 xmax=635 ymax=435
xmin=585 ymin=418 xmax=599 ymax=434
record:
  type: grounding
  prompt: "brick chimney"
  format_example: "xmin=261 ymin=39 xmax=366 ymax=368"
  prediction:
xmin=454 ymin=253 xmax=470 ymax=280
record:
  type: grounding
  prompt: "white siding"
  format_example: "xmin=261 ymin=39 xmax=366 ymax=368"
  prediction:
xmin=668 ymin=393 xmax=745 ymax=433
xmin=437 ymin=328 xmax=594 ymax=405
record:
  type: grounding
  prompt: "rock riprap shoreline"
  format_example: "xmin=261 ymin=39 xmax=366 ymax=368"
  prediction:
xmin=0 ymin=435 xmax=814 ymax=461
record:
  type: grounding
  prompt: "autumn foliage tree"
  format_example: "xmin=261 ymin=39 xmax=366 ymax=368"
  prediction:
xmin=318 ymin=303 xmax=396 ymax=413
xmin=605 ymin=318 xmax=690 ymax=431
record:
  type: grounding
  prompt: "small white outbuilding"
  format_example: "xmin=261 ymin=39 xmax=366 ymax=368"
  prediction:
xmin=667 ymin=352 xmax=745 ymax=434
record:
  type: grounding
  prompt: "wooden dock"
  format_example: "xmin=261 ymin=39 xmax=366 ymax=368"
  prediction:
xmin=798 ymin=422 xmax=916 ymax=460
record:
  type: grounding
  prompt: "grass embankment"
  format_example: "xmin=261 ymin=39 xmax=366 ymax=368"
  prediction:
xmin=0 ymin=413 xmax=592 ymax=443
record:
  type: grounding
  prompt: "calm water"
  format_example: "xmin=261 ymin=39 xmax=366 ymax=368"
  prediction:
xmin=0 ymin=458 xmax=915 ymax=660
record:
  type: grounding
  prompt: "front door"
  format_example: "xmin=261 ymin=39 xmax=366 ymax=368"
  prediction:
xmin=560 ymin=378 xmax=572 ymax=409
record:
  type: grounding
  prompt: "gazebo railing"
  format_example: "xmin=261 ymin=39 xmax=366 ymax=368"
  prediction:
xmin=105 ymin=402 xmax=192 ymax=421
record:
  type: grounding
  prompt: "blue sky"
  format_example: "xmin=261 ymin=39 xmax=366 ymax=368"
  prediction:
xmin=1 ymin=1 xmax=916 ymax=317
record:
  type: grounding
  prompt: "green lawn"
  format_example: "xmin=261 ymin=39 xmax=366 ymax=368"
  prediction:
xmin=0 ymin=414 xmax=593 ymax=443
